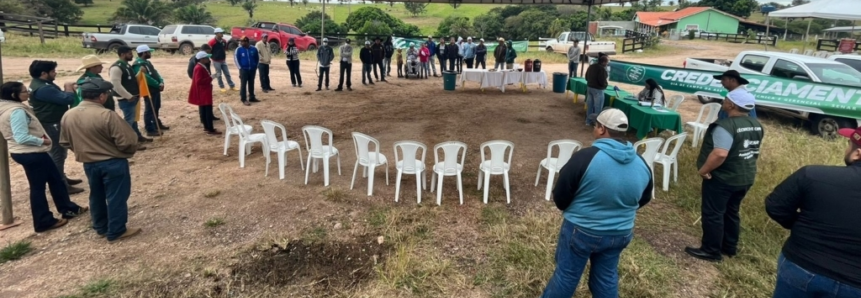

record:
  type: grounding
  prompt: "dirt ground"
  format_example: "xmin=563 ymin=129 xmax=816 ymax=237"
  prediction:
xmin=0 ymin=40 xmax=752 ymax=297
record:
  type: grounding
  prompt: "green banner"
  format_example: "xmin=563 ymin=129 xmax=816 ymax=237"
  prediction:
xmin=608 ymin=60 xmax=861 ymax=120
xmin=393 ymin=37 xmax=528 ymax=53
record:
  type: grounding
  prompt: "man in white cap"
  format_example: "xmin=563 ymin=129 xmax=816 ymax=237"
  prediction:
xmin=75 ymin=55 xmax=111 ymax=110
xmin=360 ymin=40 xmax=374 ymax=85
xmin=462 ymin=37 xmax=476 ymax=69
xmin=316 ymin=37 xmax=334 ymax=91
xmin=685 ymin=87 xmax=763 ymax=262
xmin=543 ymin=108 xmax=653 ymax=297
xmin=475 ymin=38 xmax=487 ymax=70
xmin=132 ymin=45 xmax=168 ymax=138
xmin=255 ymin=34 xmax=274 ymax=93
xmin=207 ymin=28 xmax=237 ymax=92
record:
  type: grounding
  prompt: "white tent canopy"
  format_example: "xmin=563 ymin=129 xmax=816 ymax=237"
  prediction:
xmin=769 ymin=0 xmax=861 ymax=20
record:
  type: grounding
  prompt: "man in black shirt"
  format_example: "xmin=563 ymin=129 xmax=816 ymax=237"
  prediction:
xmin=371 ymin=37 xmax=387 ymax=82
xmin=765 ymin=127 xmax=861 ymax=297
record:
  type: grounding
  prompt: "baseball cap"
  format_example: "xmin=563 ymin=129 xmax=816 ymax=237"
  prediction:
xmin=588 ymin=108 xmax=629 ymax=132
xmin=839 ymin=127 xmax=861 ymax=147
xmin=346 ymin=38 xmax=351 ymax=44
xmin=78 ymin=78 xmax=114 ymax=94
xmin=214 ymin=28 xmax=224 ymax=33
xmin=136 ymin=45 xmax=154 ymax=53
xmin=480 ymin=38 xmax=484 ymax=42
xmin=322 ymin=38 xmax=329 ymax=43
xmin=726 ymin=88 xmax=756 ymax=110
xmin=713 ymin=70 xmax=750 ymax=85
xmin=365 ymin=40 xmax=371 ymax=45
xmin=195 ymin=51 xmax=211 ymax=60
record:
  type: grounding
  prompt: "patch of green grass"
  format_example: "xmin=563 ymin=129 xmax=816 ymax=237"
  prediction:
xmin=80 ymin=279 xmax=114 ymax=296
xmin=368 ymin=206 xmax=389 ymax=228
xmin=301 ymin=225 xmax=328 ymax=242
xmin=480 ymin=205 xmax=508 ymax=226
xmin=322 ymin=187 xmax=349 ymax=203
xmin=0 ymin=241 xmax=32 ymax=264
xmin=203 ymin=217 xmax=225 ymax=228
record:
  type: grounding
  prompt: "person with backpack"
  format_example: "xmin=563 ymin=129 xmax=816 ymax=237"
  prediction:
xmin=384 ymin=36 xmax=395 ymax=77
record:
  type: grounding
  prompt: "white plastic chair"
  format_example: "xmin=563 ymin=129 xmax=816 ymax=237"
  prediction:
xmin=477 ymin=140 xmax=514 ymax=204
xmin=218 ymin=103 xmax=252 ymax=156
xmin=633 ymin=137 xmax=664 ymax=174
xmin=260 ymin=120 xmax=304 ymax=180
xmin=802 ymin=49 xmax=814 ymax=56
xmin=350 ymin=132 xmax=389 ymax=196
xmin=535 ymin=139 xmax=582 ymax=201
xmin=302 ymin=125 xmax=342 ymax=186
xmin=788 ymin=48 xmax=799 ymax=54
xmin=393 ymin=141 xmax=427 ymax=203
xmin=654 ymin=133 xmax=688 ymax=191
xmin=430 ymin=141 xmax=467 ymax=205
xmin=667 ymin=94 xmax=685 ymax=111
xmin=685 ymin=103 xmax=721 ymax=148
xmin=230 ymin=112 xmax=270 ymax=176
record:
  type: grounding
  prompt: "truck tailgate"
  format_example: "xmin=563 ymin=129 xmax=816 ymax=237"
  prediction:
xmin=684 ymin=58 xmax=730 ymax=72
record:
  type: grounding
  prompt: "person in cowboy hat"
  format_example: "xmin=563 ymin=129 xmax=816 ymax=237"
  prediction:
xmin=714 ymin=70 xmax=757 ymax=120
xmin=75 ymin=55 xmax=112 ymax=110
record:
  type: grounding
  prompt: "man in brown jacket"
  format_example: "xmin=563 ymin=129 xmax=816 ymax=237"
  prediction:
xmin=584 ymin=55 xmax=609 ymax=126
xmin=494 ymin=38 xmax=507 ymax=70
xmin=60 ymin=79 xmax=141 ymax=242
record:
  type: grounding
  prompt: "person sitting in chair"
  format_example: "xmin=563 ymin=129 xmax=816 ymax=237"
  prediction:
xmin=637 ymin=78 xmax=665 ymax=106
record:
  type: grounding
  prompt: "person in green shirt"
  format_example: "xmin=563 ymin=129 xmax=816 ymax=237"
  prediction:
xmin=685 ymin=89 xmax=764 ymax=262
xmin=74 ymin=55 xmax=114 ymax=111
xmin=132 ymin=45 xmax=169 ymax=137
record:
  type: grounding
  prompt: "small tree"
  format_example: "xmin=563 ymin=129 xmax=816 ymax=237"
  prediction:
xmin=241 ymin=0 xmax=256 ymax=19
xmin=227 ymin=0 xmax=242 ymax=6
xmin=302 ymin=0 xmax=308 ymax=6
xmin=74 ymin=0 xmax=94 ymax=7
xmin=112 ymin=0 xmax=171 ymax=26
xmin=356 ymin=20 xmax=393 ymax=36
xmin=404 ymin=2 xmax=427 ymax=17
xmin=174 ymin=5 xmax=215 ymax=25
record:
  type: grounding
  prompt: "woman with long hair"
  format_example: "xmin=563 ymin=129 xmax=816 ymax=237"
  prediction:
xmin=637 ymin=78 xmax=665 ymax=106
xmin=0 ymin=82 xmax=87 ymax=232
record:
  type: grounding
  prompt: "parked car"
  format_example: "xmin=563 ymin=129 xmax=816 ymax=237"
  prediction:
xmin=684 ymin=50 xmax=861 ymax=136
xmin=829 ymin=54 xmax=861 ymax=73
xmin=81 ymin=24 xmax=161 ymax=53
xmin=229 ymin=22 xmax=317 ymax=53
xmin=158 ymin=24 xmax=232 ymax=55
xmin=543 ymin=31 xmax=617 ymax=56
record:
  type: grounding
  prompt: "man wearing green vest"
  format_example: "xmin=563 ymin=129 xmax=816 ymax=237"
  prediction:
xmin=133 ymin=45 xmax=168 ymax=137
xmin=74 ymin=55 xmax=114 ymax=111
xmin=27 ymin=60 xmax=86 ymax=195
xmin=109 ymin=46 xmax=151 ymax=146
xmin=685 ymin=76 xmax=764 ymax=262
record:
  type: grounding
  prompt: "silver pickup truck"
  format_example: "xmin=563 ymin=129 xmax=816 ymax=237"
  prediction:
xmin=81 ymin=24 xmax=162 ymax=53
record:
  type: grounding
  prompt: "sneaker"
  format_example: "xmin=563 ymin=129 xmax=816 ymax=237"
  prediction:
xmin=38 ymin=218 xmax=68 ymax=232
xmin=67 ymin=186 xmax=85 ymax=195
xmin=268 ymin=88 xmax=275 ymax=91
xmin=315 ymin=88 xmax=322 ymax=91
xmin=242 ymin=101 xmax=251 ymax=106
xmin=249 ymin=98 xmax=261 ymax=103
xmin=158 ymin=124 xmax=170 ymax=130
xmin=262 ymin=89 xmax=269 ymax=93
xmin=369 ymin=81 xmax=375 ymax=85
xmin=298 ymin=84 xmax=303 ymax=88
xmin=146 ymin=131 xmax=162 ymax=137
xmin=67 ymin=178 xmax=83 ymax=185
xmin=62 ymin=206 xmax=89 ymax=219
xmin=381 ymin=79 xmax=388 ymax=82
xmin=292 ymin=84 xmax=297 ymax=87
xmin=220 ymin=89 xmax=227 ymax=93
xmin=347 ymin=87 xmax=353 ymax=91
xmin=334 ymin=88 xmax=343 ymax=92
xmin=206 ymin=130 xmax=223 ymax=135
xmin=138 ymin=136 xmax=153 ymax=143
xmin=109 ymin=227 xmax=142 ymax=243
xmin=231 ymin=87 xmax=239 ymax=91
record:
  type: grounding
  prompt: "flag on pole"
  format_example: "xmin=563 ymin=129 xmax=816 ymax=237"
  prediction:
xmin=135 ymin=70 xmax=150 ymax=122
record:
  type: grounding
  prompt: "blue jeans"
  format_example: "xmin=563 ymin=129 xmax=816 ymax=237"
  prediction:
xmin=10 ymin=153 xmax=81 ymax=232
xmin=212 ymin=61 xmax=235 ymax=89
xmin=117 ymin=98 xmax=141 ymax=137
xmin=586 ymin=87 xmax=605 ymax=125
xmin=568 ymin=61 xmax=579 ymax=78
xmin=143 ymin=90 xmax=162 ymax=133
xmin=84 ymin=158 xmax=131 ymax=240
xmin=773 ymin=254 xmax=861 ymax=298
xmin=542 ymin=219 xmax=633 ymax=298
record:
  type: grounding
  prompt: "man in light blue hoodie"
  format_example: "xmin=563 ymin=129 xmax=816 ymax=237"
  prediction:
xmin=542 ymin=108 xmax=653 ymax=298
xmin=462 ymin=37 xmax=476 ymax=69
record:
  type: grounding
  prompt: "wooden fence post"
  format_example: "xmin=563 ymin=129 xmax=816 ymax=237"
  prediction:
xmin=0 ymin=41 xmax=21 ymax=231
xmin=64 ymin=24 xmax=69 ymax=37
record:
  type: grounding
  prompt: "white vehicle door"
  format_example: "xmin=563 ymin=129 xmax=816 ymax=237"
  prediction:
xmin=553 ymin=32 xmax=567 ymax=52
xmin=125 ymin=26 xmax=147 ymax=47
xmin=179 ymin=26 xmax=198 ymax=46
xmin=141 ymin=26 xmax=161 ymax=48
xmin=198 ymin=26 xmax=216 ymax=47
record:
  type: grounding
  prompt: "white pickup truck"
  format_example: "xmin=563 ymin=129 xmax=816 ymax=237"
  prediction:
xmin=684 ymin=50 xmax=861 ymax=136
xmin=544 ymin=31 xmax=616 ymax=56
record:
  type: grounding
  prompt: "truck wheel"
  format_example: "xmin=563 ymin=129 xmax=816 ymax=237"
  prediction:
xmin=545 ymin=47 xmax=553 ymax=52
xmin=107 ymin=43 xmax=122 ymax=53
xmin=307 ymin=44 xmax=316 ymax=51
xmin=810 ymin=114 xmax=856 ymax=139
xmin=697 ymin=95 xmax=718 ymax=104
xmin=179 ymin=43 xmax=194 ymax=55
xmin=269 ymin=42 xmax=280 ymax=54
xmin=227 ymin=41 xmax=238 ymax=52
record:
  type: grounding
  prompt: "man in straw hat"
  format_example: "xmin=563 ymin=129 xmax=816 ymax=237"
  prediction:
xmin=60 ymin=78 xmax=142 ymax=242
xmin=494 ymin=37 xmax=507 ymax=70
xmin=75 ymin=55 xmax=113 ymax=111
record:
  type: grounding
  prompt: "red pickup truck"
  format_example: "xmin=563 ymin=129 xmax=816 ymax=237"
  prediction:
xmin=229 ymin=22 xmax=318 ymax=54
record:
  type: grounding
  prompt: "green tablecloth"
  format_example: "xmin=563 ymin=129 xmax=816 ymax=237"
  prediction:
xmin=567 ymin=77 xmax=588 ymax=95
xmin=612 ymin=98 xmax=684 ymax=139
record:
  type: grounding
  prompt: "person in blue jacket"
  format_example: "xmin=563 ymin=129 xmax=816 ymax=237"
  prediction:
xmin=462 ymin=37 xmax=477 ymax=69
xmin=233 ymin=36 xmax=259 ymax=106
xmin=426 ymin=36 xmax=438 ymax=77
xmin=542 ymin=108 xmax=653 ymax=298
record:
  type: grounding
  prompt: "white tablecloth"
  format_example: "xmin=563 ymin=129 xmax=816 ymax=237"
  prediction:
xmin=458 ymin=69 xmax=547 ymax=92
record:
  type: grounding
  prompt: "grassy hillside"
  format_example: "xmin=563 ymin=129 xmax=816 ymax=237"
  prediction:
xmin=78 ymin=0 xmax=507 ymax=35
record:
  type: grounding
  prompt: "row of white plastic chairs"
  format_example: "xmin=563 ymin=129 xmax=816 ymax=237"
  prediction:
xmin=788 ymin=48 xmax=834 ymax=58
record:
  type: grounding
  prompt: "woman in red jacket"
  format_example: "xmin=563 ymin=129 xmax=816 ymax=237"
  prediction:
xmin=189 ymin=51 xmax=221 ymax=135
xmin=419 ymin=43 xmax=431 ymax=79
